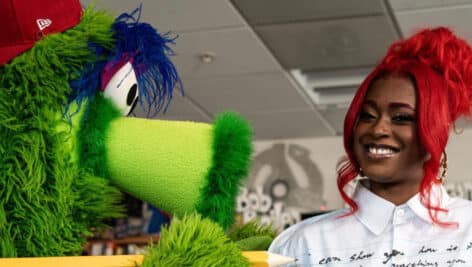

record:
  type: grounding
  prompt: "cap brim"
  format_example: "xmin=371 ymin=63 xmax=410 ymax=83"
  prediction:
xmin=0 ymin=43 xmax=35 ymax=66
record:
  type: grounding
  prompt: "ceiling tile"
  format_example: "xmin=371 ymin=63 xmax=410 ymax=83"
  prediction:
xmin=319 ymin=107 xmax=348 ymax=136
xmin=182 ymin=72 xmax=311 ymax=115
xmin=246 ymin=110 xmax=334 ymax=140
xmin=133 ymin=92 xmax=211 ymax=122
xmin=255 ymin=15 xmax=397 ymax=70
xmin=395 ymin=5 xmax=472 ymax=43
xmin=389 ymin=0 xmax=472 ymax=11
xmin=172 ymin=28 xmax=281 ymax=78
xmin=231 ymin=0 xmax=384 ymax=25
xmin=80 ymin=0 xmax=245 ymax=32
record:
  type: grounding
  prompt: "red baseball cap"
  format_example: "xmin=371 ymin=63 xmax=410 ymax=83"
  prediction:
xmin=0 ymin=0 xmax=82 ymax=66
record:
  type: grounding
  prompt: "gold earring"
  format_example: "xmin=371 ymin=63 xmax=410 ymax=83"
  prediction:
xmin=438 ymin=151 xmax=448 ymax=183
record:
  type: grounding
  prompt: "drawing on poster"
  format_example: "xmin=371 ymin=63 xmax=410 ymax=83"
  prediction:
xmin=237 ymin=142 xmax=326 ymax=230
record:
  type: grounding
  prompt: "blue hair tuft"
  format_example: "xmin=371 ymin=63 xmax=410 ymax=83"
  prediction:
xmin=109 ymin=5 xmax=183 ymax=116
xmin=66 ymin=43 xmax=108 ymax=117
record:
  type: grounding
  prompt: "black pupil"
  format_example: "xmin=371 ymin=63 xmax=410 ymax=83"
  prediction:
xmin=126 ymin=84 xmax=138 ymax=106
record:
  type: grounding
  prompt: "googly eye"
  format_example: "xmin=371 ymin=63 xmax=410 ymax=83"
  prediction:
xmin=102 ymin=61 xmax=139 ymax=116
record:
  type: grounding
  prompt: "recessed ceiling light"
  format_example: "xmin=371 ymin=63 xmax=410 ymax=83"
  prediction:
xmin=198 ymin=52 xmax=216 ymax=63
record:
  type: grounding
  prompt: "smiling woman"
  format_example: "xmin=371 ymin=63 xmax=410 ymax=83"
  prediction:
xmin=269 ymin=27 xmax=472 ymax=266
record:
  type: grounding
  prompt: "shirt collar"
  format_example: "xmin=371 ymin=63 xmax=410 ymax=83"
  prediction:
xmin=353 ymin=182 xmax=450 ymax=236
xmin=353 ymin=183 xmax=395 ymax=236
xmin=406 ymin=183 xmax=450 ymax=223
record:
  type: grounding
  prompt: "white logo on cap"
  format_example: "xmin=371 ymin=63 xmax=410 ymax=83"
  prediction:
xmin=36 ymin=19 xmax=52 ymax=31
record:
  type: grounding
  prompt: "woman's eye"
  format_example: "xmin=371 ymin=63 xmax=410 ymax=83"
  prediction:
xmin=359 ymin=111 xmax=376 ymax=121
xmin=392 ymin=114 xmax=416 ymax=123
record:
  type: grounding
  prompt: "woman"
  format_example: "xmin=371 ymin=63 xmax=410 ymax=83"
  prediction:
xmin=269 ymin=27 xmax=472 ymax=266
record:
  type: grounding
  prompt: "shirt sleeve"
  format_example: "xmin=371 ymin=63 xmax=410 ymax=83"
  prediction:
xmin=269 ymin=224 xmax=311 ymax=267
xmin=268 ymin=210 xmax=345 ymax=266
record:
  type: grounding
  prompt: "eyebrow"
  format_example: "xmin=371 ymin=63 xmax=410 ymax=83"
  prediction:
xmin=363 ymin=100 xmax=416 ymax=111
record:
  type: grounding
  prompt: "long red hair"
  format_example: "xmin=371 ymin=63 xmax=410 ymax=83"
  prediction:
xmin=338 ymin=27 xmax=472 ymax=225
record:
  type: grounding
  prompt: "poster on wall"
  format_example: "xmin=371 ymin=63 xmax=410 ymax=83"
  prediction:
xmin=237 ymin=142 xmax=327 ymax=231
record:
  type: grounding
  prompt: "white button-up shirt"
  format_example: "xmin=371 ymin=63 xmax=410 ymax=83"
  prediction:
xmin=269 ymin=183 xmax=472 ymax=266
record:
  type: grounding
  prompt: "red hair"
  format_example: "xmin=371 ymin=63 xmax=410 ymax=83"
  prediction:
xmin=338 ymin=27 xmax=472 ymax=225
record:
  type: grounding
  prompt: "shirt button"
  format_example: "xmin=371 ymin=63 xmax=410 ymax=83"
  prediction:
xmin=395 ymin=208 xmax=405 ymax=217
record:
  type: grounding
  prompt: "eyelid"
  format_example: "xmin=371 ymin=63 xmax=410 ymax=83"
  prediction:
xmin=392 ymin=113 xmax=416 ymax=122
xmin=392 ymin=112 xmax=415 ymax=117
xmin=359 ymin=110 xmax=376 ymax=121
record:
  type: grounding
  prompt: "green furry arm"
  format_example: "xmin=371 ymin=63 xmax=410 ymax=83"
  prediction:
xmin=142 ymin=214 xmax=249 ymax=267
xmin=196 ymin=112 xmax=253 ymax=229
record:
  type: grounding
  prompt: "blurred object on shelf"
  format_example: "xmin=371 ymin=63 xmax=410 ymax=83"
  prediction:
xmin=84 ymin=235 xmax=159 ymax=255
xmin=84 ymin=193 xmax=167 ymax=255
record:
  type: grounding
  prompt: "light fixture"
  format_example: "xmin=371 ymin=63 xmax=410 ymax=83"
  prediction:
xmin=198 ymin=52 xmax=216 ymax=64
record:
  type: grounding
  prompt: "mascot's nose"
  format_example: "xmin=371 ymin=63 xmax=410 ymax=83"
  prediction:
xmin=105 ymin=117 xmax=213 ymax=215
xmin=102 ymin=112 xmax=252 ymax=229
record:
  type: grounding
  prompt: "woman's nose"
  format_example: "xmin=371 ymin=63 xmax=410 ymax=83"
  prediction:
xmin=370 ymin=117 xmax=390 ymax=137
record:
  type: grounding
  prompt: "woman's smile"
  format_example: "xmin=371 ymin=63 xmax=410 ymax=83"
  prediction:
xmin=364 ymin=143 xmax=399 ymax=159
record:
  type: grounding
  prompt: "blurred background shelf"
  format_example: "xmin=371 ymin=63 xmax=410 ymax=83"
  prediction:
xmin=84 ymin=234 xmax=160 ymax=256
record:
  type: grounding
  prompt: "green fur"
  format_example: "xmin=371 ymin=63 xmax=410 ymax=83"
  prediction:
xmin=77 ymin=94 xmax=121 ymax=178
xmin=235 ymin=236 xmax=274 ymax=251
xmin=196 ymin=112 xmax=253 ymax=230
xmin=141 ymin=213 xmax=249 ymax=267
xmin=104 ymin=116 xmax=213 ymax=216
xmin=0 ymin=8 xmax=122 ymax=257
xmin=227 ymin=220 xmax=277 ymax=241
xmin=227 ymin=220 xmax=277 ymax=250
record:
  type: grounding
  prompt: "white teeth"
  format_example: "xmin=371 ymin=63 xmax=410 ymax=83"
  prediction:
xmin=369 ymin=147 xmax=395 ymax=155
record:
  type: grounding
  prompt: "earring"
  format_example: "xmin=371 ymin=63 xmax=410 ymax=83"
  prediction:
xmin=438 ymin=151 xmax=448 ymax=183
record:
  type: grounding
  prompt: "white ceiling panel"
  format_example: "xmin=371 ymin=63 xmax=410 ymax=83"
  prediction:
xmin=389 ymin=0 xmax=472 ymax=11
xmin=133 ymin=92 xmax=210 ymax=122
xmin=182 ymin=72 xmax=310 ymax=115
xmin=255 ymin=16 xmax=397 ymax=70
xmin=246 ymin=110 xmax=334 ymax=140
xmin=172 ymin=28 xmax=281 ymax=79
xmin=319 ymin=107 xmax=349 ymax=136
xmin=394 ymin=5 xmax=472 ymax=42
xmin=80 ymin=0 xmax=245 ymax=32
xmin=231 ymin=0 xmax=384 ymax=25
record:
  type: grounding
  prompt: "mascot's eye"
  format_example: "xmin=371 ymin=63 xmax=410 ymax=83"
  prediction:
xmin=127 ymin=84 xmax=138 ymax=106
xmin=103 ymin=61 xmax=139 ymax=116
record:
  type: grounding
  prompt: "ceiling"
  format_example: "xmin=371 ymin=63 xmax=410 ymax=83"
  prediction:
xmin=80 ymin=0 xmax=472 ymax=140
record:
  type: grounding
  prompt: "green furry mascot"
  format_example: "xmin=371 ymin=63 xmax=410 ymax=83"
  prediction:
xmin=0 ymin=0 xmax=257 ymax=265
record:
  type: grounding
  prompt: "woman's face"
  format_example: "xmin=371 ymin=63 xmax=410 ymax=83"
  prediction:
xmin=353 ymin=73 xmax=426 ymax=185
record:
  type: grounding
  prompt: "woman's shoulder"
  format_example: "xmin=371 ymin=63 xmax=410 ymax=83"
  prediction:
xmin=268 ymin=209 xmax=350 ymax=253
xmin=447 ymin=196 xmax=472 ymax=222
xmin=448 ymin=195 xmax=472 ymax=207
xmin=446 ymin=195 xmax=472 ymax=215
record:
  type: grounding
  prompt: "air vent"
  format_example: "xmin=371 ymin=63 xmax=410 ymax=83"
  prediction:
xmin=291 ymin=68 xmax=370 ymax=109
